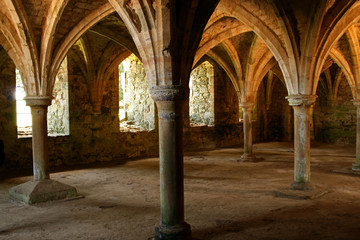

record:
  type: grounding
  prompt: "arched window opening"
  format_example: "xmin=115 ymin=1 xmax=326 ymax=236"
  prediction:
xmin=189 ymin=61 xmax=215 ymax=126
xmin=119 ymin=54 xmax=155 ymax=131
xmin=16 ymin=58 xmax=70 ymax=137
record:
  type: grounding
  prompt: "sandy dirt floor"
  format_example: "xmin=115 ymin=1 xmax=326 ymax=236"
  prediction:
xmin=0 ymin=142 xmax=360 ymax=240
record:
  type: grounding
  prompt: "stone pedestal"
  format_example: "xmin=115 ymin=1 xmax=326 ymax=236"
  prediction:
xmin=9 ymin=179 xmax=77 ymax=204
xmin=151 ymin=87 xmax=191 ymax=240
xmin=238 ymin=103 xmax=259 ymax=162
xmin=9 ymin=97 xmax=77 ymax=204
xmin=352 ymin=101 xmax=360 ymax=171
xmin=287 ymin=95 xmax=317 ymax=190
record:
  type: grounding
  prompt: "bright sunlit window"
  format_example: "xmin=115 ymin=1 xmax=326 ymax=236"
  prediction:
xmin=15 ymin=69 xmax=32 ymax=137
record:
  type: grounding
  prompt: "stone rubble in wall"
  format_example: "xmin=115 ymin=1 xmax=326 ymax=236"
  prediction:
xmin=122 ymin=54 xmax=155 ymax=130
xmin=189 ymin=61 xmax=215 ymax=126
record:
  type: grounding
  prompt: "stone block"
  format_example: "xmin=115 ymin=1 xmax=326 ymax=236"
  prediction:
xmin=9 ymin=179 xmax=77 ymax=204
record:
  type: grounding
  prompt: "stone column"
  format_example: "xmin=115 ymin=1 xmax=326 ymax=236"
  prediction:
xmin=286 ymin=95 xmax=317 ymax=190
xmin=352 ymin=101 xmax=360 ymax=171
xmin=9 ymin=96 xmax=77 ymax=204
xmin=151 ymin=87 xmax=191 ymax=240
xmin=239 ymin=102 xmax=258 ymax=162
xmin=26 ymin=97 xmax=52 ymax=180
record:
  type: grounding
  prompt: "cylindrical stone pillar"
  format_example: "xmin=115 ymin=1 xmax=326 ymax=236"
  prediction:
xmin=286 ymin=95 xmax=317 ymax=190
xmin=25 ymin=97 xmax=52 ymax=181
xmin=239 ymin=102 xmax=257 ymax=161
xmin=150 ymin=87 xmax=191 ymax=240
xmin=352 ymin=101 xmax=360 ymax=171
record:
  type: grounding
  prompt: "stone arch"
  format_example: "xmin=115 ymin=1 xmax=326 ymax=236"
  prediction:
xmin=206 ymin=48 xmax=241 ymax=99
xmin=50 ymin=3 xmax=116 ymax=90
xmin=0 ymin=0 xmax=39 ymax=95
xmin=329 ymin=48 xmax=357 ymax=99
xmin=313 ymin=2 xmax=360 ymax=95
xmin=217 ymin=0 xmax=293 ymax=94
xmin=194 ymin=16 xmax=251 ymax=65
xmin=40 ymin=0 xmax=69 ymax=94
xmin=109 ymin=0 xmax=220 ymax=91
xmin=68 ymin=31 xmax=133 ymax=113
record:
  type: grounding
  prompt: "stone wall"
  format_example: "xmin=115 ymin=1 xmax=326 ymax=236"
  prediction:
xmin=0 ymin=58 xmax=16 ymax=168
xmin=263 ymin=77 xmax=292 ymax=142
xmin=120 ymin=54 xmax=155 ymax=130
xmin=48 ymin=58 xmax=70 ymax=136
xmin=253 ymin=81 xmax=266 ymax=142
xmin=214 ymin=65 xmax=239 ymax=126
xmin=0 ymin=56 xmax=33 ymax=169
xmin=0 ymin=54 xmax=244 ymax=170
xmin=212 ymin=61 xmax=243 ymax=148
xmin=314 ymin=76 xmax=356 ymax=144
xmin=189 ymin=61 xmax=215 ymax=125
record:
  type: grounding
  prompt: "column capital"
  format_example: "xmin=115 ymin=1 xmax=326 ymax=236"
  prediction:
xmin=24 ymin=96 xmax=52 ymax=107
xmin=240 ymin=102 xmax=255 ymax=110
xmin=286 ymin=95 xmax=317 ymax=106
xmin=150 ymin=85 xmax=189 ymax=102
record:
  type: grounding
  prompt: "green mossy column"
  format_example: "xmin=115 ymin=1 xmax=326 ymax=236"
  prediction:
xmin=239 ymin=103 xmax=258 ymax=162
xmin=151 ymin=87 xmax=191 ymax=240
xmin=287 ymin=95 xmax=317 ymax=190
xmin=352 ymin=101 xmax=360 ymax=170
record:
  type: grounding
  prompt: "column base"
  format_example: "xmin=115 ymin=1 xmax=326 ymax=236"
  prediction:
xmin=352 ymin=162 xmax=360 ymax=171
xmin=9 ymin=179 xmax=77 ymax=204
xmin=290 ymin=182 xmax=314 ymax=191
xmin=154 ymin=222 xmax=191 ymax=240
xmin=238 ymin=153 xmax=262 ymax=162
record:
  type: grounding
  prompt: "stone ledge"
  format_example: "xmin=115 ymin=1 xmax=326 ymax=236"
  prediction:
xmin=9 ymin=179 xmax=77 ymax=205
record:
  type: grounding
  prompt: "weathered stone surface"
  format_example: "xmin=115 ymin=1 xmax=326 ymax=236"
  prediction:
xmin=189 ymin=61 xmax=214 ymax=126
xmin=315 ymin=76 xmax=356 ymax=144
xmin=48 ymin=58 xmax=69 ymax=136
xmin=287 ymin=95 xmax=316 ymax=190
xmin=120 ymin=54 xmax=155 ymax=130
xmin=261 ymin=78 xmax=292 ymax=142
xmin=9 ymin=179 xmax=77 ymax=205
